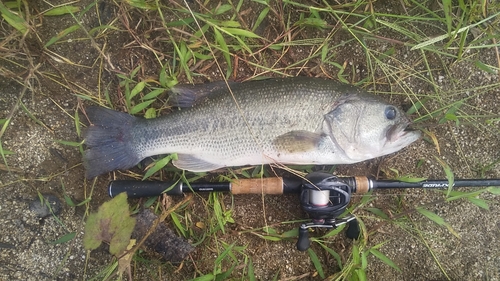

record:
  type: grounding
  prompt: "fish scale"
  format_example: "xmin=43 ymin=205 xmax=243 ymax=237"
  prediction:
xmin=136 ymin=81 xmax=333 ymax=156
xmin=83 ymin=77 xmax=421 ymax=178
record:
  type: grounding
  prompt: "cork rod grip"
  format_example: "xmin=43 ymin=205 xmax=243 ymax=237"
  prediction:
xmin=354 ymin=176 xmax=370 ymax=194
xmin=231 ymin=177 xmax=284 ymax=195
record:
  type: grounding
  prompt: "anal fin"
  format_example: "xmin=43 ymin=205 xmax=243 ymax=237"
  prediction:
xmin=173 ymin=154 xmax=224 ymax=172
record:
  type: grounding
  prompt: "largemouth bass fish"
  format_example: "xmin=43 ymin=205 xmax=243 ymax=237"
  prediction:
xmin=83 ymin=77 xmax=420 ymax=178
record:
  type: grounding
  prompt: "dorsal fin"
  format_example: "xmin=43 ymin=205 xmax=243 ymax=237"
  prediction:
xmin=169 ymin=81 xmax=237 ymax=107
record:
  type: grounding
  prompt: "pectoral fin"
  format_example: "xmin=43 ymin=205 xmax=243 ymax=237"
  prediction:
xmin=273 ymin=131 xmax=323 ymax=153
xmin=173 ymin=154 xmax=224 ymax=172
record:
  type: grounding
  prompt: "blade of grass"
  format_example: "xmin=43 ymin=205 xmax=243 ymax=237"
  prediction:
xmin=307 ymin=248 xmax=325 ymax=279
xmin=43 ymin=5 xmax=80 ymax=16
xmin=45 ymin=24 xmax=81 ymax=48
xmin=370 ymin=248 xmax=401 ymax=272
xmin=0 ymin=2 xmax=28 ymax=34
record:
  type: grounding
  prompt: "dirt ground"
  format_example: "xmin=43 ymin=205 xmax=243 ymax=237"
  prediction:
xmin=1 ymin=1 xmax=499 ymax=281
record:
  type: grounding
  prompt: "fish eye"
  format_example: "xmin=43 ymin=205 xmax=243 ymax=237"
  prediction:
xmin=385 ymin=106 xmax=397 ymax=120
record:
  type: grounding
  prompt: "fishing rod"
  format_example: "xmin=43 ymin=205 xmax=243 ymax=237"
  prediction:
xmin=108 ymin=173 xmax=500 ymax=251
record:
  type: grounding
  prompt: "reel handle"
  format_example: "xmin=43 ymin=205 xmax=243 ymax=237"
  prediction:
xmin=297 ymin=226 xmax=311 ymax=251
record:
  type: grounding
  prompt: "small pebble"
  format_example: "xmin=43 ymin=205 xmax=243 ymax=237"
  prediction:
xmin=28 ymin=194 xmax=62 ymax=218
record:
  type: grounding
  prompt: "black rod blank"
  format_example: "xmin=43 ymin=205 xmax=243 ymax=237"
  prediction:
xmin=371 ymin=178 xmax=500 ymax=189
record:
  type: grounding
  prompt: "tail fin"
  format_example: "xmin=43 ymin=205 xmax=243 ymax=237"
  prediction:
xmin=83 ymin=106 xmax=142 ymax=178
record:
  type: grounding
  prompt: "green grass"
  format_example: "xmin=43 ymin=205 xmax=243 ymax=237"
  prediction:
xmin=1 ymin=0 xmax=500 ymax=280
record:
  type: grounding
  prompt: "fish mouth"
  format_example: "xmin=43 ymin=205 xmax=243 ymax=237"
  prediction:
xmin=386 ymin=122 xmax=421 ymax=143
